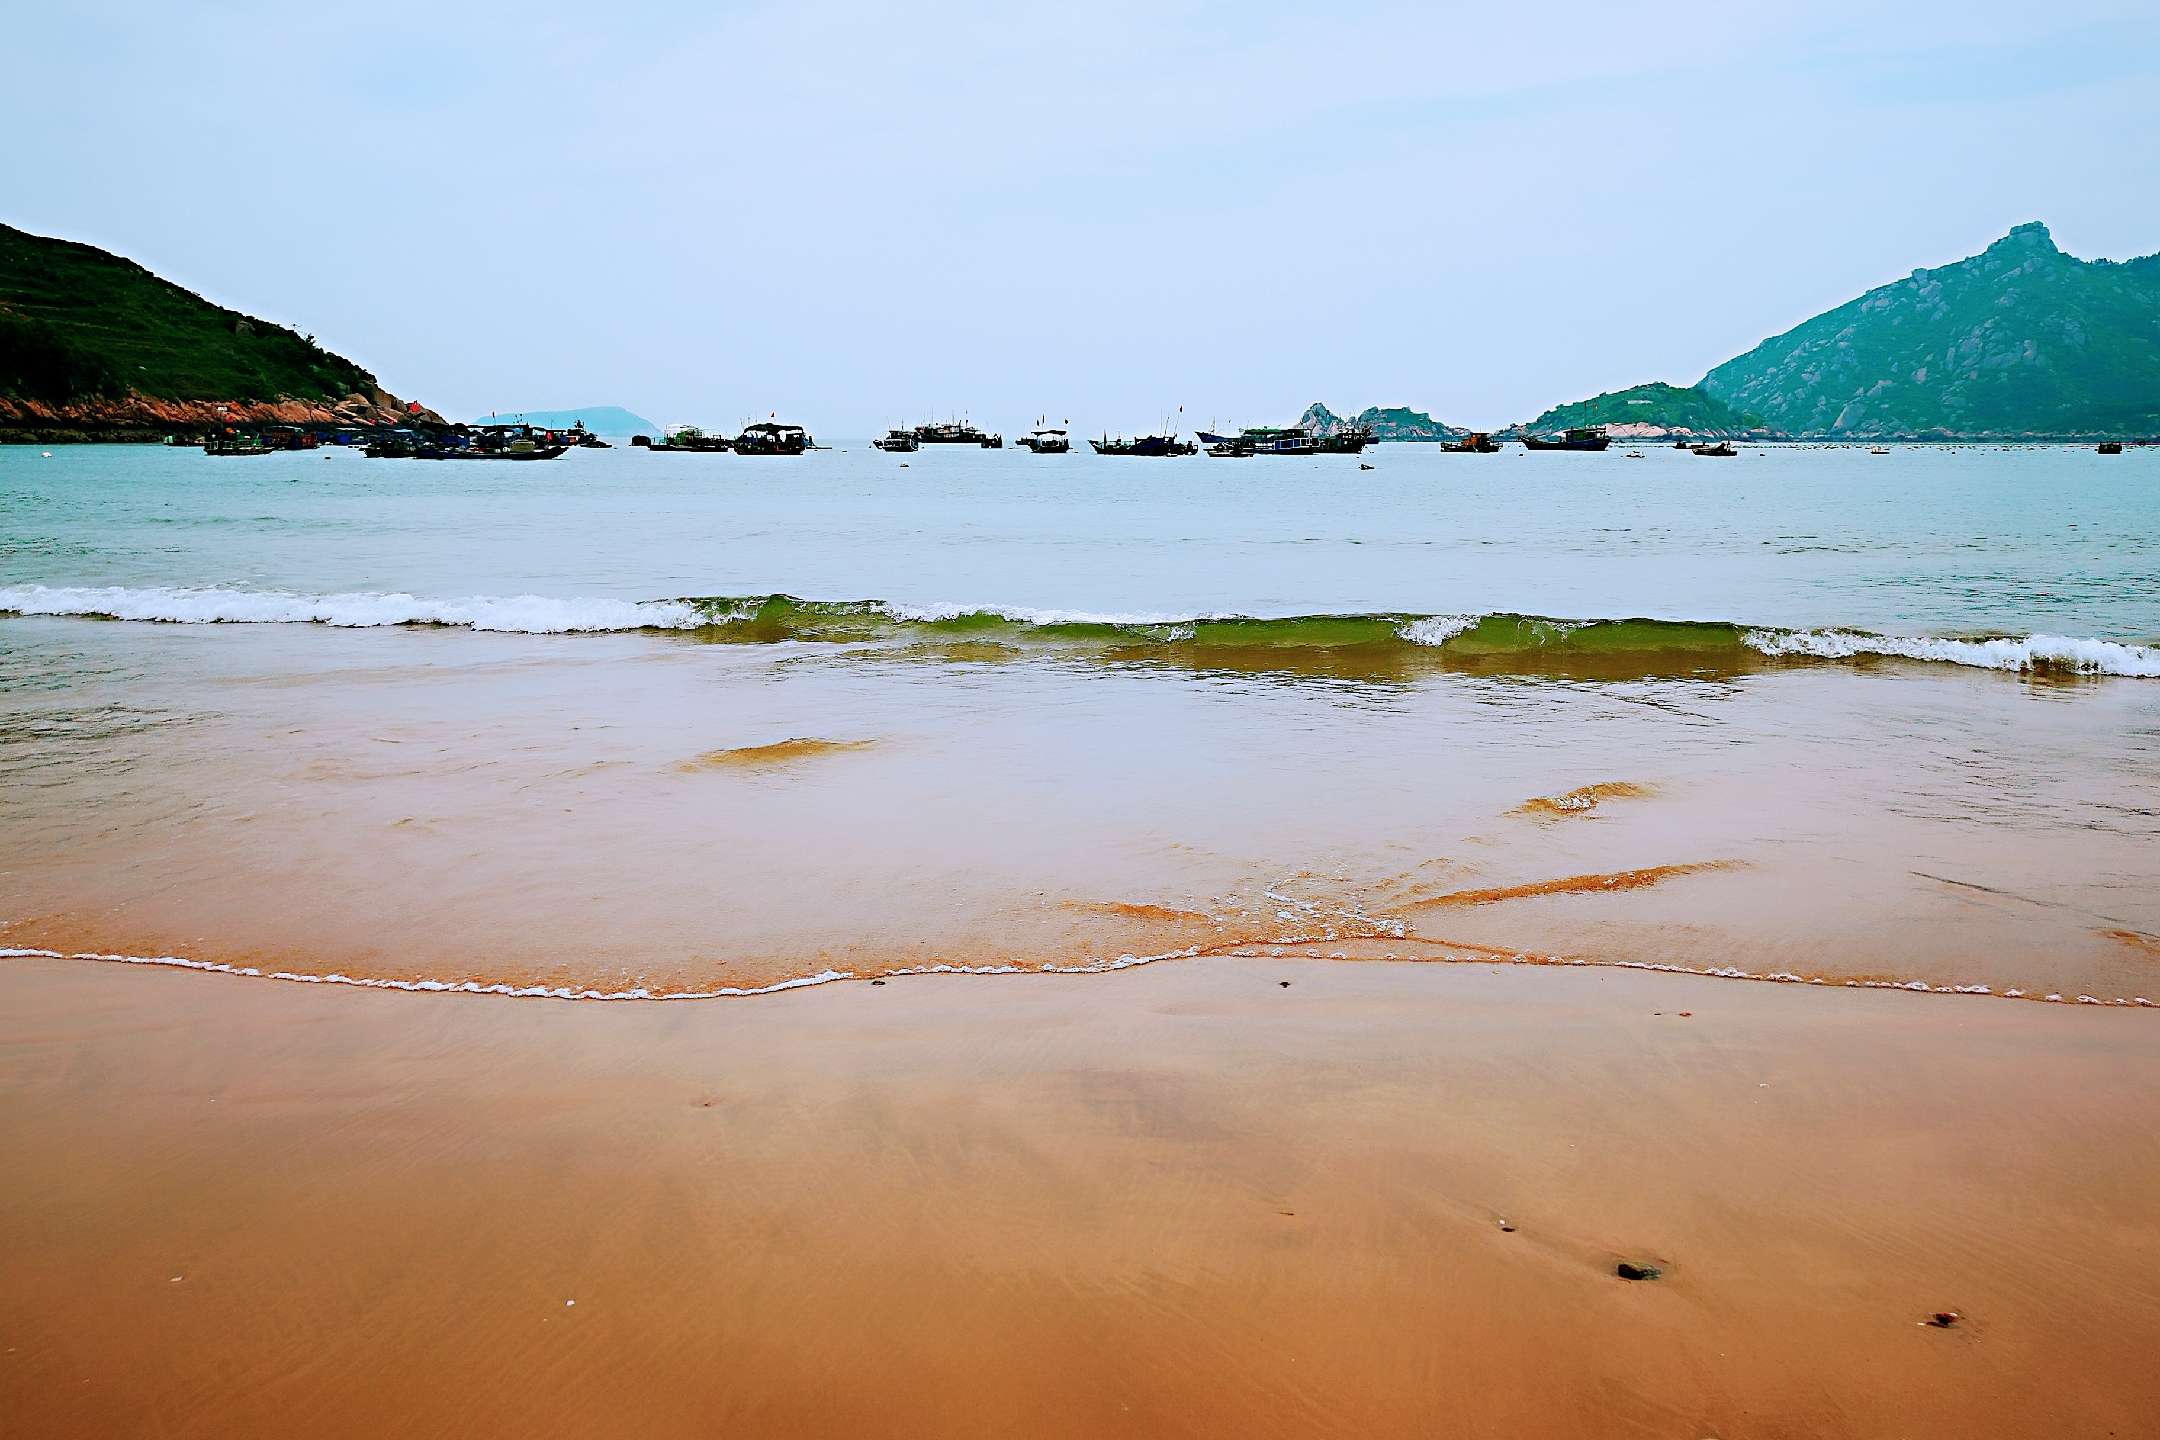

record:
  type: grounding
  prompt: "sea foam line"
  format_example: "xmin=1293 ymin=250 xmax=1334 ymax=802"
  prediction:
xmin=5 ymin=583 xmax=2159 ymax=676
xmin=0 ymin=584 xmax=701 ymax=633
xmin=1744 ymin=627 xmax=2160 ymax=677
xmin=2 ymin=945 xmax=2150 ymax=1009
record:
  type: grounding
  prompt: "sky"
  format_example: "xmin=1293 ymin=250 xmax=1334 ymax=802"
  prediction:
xmin=8 ymin=1 xmax=2160 ymax=433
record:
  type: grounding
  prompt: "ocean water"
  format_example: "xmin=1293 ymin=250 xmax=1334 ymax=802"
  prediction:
xmin=4 ymin=440 xmax=2159 ymax=1004
xmin=2 ymin=440 xmax=2157 ymax=664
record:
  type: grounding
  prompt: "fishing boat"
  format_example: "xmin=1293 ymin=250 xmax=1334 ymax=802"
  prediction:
xmin=1016 ymin=427 xmax=1071 ymax=453
xmin=735 ymin=421 xmax=812 ymax=455
xmin=1869 ymin=446 xmax=1891 ymax=456
xmin=913 ymin=420 xmax=997 ymax=446
xmin=1690 ymin=441 xmax=1738 ymax=458
xmin=1241 ymin=426 xmax=1316 ymax=456
xmin=1313 ymin=426 xmax=1374 ymax=455
xmin=1091 ymin=433 xmax=1196 ymax=457
xmin=1441 ymin=431 xmax=1499 ymax=453
xmin=202 ymin=432 xmax=272 ymax=456
xmin=2097 ymin=441 xmax=2123 ymax=455
xmin=454 ymin=425 xmax=568 ymax=461
xmin=1205 ymin=437 xmax=1254 ymax=458
xmin=1521 ymin=426 xmax=1610 ymax=452
xmin=644 ymin=425 xmax=732 ymax=453
xmin=450 ymin=441 xmax=567 ymax=461
xmin=873 ymin=428 xmax=920 ymax=452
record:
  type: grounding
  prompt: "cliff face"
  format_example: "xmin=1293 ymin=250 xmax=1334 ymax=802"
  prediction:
xmin=1702 ymin=223 xmax=2160 ymax=438
xmin=1 ymin=222 xmax=430 ymax=438
xmin=1301 ymin=403 xmax=1468 ymax=442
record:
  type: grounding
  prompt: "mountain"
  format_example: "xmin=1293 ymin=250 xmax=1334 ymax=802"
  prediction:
xmin=1514 ymin=381 xmax=1771 ymax=439
xmin=1301 ymin=402 xmax=1468 ymax=442
xmin=0 ymin=221 xmax=428 ymax=439
xmin=1702 ymin=222 xmax=2160 ymax=439
xmin=474 ymin=405 xmax=656 ymax=435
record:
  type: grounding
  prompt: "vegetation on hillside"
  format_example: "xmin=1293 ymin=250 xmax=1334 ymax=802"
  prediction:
xmin=1702 ymin=223 xmax=2160 ymax=438
xmin=0 ymin=223 xmax=381 ymax=405
xmin=1519 ymin=381 xmax=1765 ymax=436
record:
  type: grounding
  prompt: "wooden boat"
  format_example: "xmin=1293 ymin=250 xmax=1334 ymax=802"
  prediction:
xmin=734 ymin=421 xmax=812 ymax=455
xmin=1091 ymin=433 xmax=1196 ymax=457
xmin=913 ymin=420 xmax=997 ymax=446
xmin=449 ymin=442 xmax=567 ymax=461
xmin=1690 ymin=442 xmax=1737 ymax=458
xmin=645 ymin=425 xmax=733 ymax=453
xmin=1441 ymin=432 xmax=1498 ymax=453
xmin=1016 ymin=427 xmax=1071 ymax=454
xmin=873 ymin=429 xmax=920 ymax=452
xmin=2097 ymin=441 xmax=2123 ymax=455
xmin=202 ymin=433 xmax=272 ymax=456
xmin=1205 ymin=438 xmax=1254 ymax=458
xmin=1522 ymin=427 xmax=1610 ymax=452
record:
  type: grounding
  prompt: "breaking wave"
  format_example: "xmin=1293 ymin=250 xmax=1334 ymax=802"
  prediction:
xmin=0 ymin=584 xmax=697 ymax=632
xmin=4 ymin=584 xmax=2155 ymax=677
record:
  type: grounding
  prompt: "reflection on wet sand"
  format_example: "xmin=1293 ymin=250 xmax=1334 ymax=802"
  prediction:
xmin=677 ymin=737 xmax=878 ymax=771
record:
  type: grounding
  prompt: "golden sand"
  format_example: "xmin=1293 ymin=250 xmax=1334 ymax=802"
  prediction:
xmin=3 ymin=955 xmax=2156 ymax=1439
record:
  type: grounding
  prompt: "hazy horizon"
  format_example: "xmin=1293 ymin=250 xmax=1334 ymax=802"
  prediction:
xmin=11 ymin=1 xmax=2160 ymax=433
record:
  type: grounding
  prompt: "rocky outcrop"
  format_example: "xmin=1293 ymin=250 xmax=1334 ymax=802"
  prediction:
xmin=0 ymin=387 xmax=437 ymax=442
xmin=1301 ymin=402 xmax=1468 ymax=442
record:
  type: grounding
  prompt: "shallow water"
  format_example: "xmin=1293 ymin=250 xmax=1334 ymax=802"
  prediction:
xmin=3 ymin=441 xmax=2158 ymax=1000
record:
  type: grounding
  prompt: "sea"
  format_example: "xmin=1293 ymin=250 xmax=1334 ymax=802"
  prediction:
xmin=4 ymin=439 xmax=2158 ymax=1004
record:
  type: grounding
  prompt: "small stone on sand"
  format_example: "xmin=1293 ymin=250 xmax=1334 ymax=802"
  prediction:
xmin=1616 ymin=1261 xmax=1662 ymax=1281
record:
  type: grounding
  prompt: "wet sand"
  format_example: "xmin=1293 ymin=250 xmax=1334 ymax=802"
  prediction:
xmin=5 ymin=954 xmax=2157 ymax=1439
xmin=5 ymin=620 xmax=2159 ymax=1004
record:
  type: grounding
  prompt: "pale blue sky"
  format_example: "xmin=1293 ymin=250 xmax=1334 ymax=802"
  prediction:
xmin=10 ymin=1 xmax=2159 ymax=432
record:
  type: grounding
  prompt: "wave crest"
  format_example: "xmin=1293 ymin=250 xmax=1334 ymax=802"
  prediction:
xmin=4 ymin=585 xmax=2156 ymax=677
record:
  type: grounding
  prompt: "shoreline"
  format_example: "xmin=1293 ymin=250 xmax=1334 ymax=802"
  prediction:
xmin=6 ymin=940 xmax=2158 ymax=1009
xmin=6 ymin=953 xmax=2157 ymax=1439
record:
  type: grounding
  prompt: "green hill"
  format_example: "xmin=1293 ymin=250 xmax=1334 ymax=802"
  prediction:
xmin=1518 ymin=382 xmax=1767 ymax=438
xmin=1 ymin=223 xmax=385 ymax=405
xmin=1702 ymin=222 xmax=2160 ymax=439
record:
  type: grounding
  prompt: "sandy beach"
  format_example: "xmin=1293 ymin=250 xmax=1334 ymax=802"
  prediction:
xmin=5 ymin=953 xmax=2156 ymax=1439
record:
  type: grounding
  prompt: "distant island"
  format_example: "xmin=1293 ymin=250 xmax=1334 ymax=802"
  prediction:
xmin=0 ymin=223 xmax=432 ymax=443
xmin=1301 ymin=403 xmax=1467 ymax=443
xmin=472 ymin=405 xmax=656 ymax=436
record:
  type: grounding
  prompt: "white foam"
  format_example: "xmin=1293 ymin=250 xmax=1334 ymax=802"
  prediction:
xmin=873 ymin=600 xmax=1216 ymax=628
xmin=1746 ymin=627 xmax=2160 ymax=677
xmin=7 ymin=943 xmax=2147 ymax=1010
xmin=1398 ymin=614 xmax=1479 ymax=646
xmin=0 ymin=584 xmax=703 ymax=634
